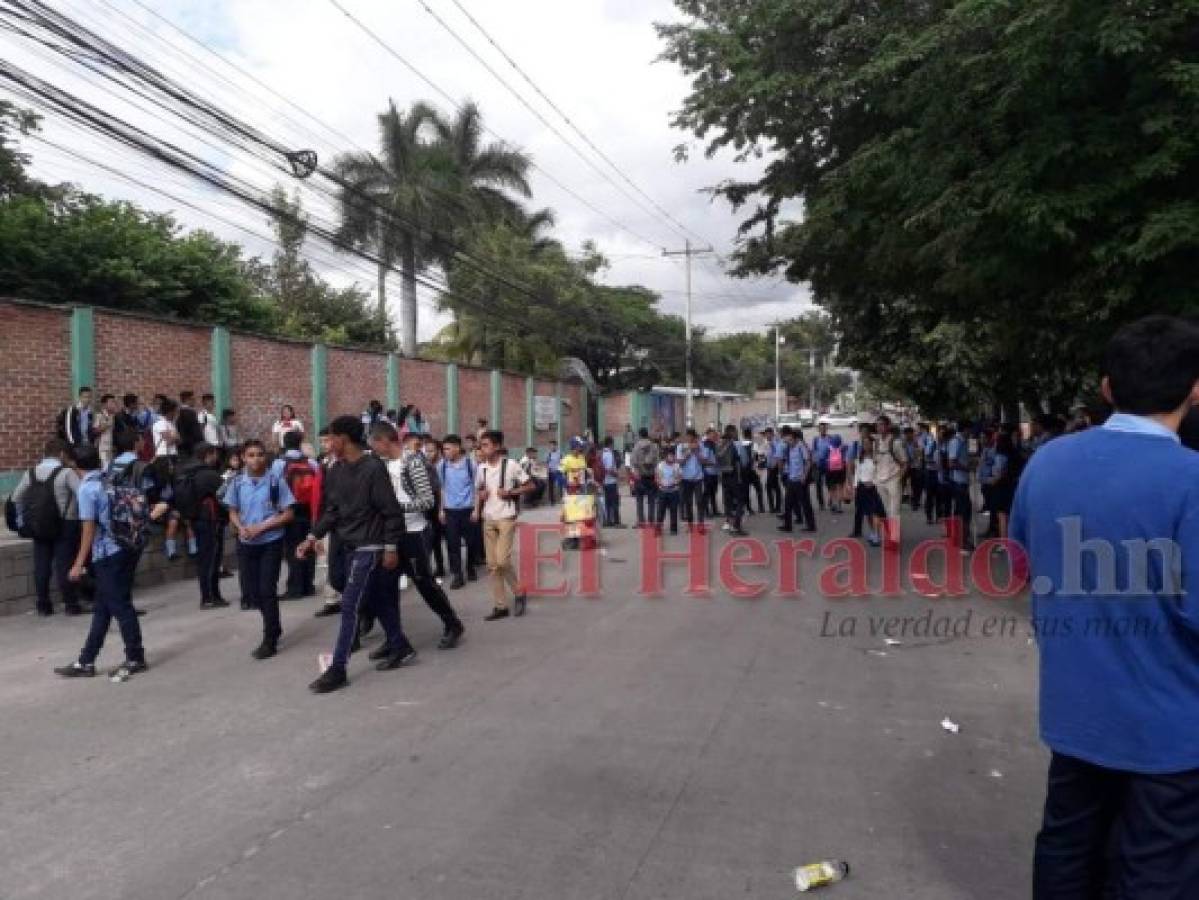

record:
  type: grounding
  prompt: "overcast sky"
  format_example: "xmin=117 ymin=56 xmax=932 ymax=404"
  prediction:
xmin=2 ymin=0 xmax=811 ymax=340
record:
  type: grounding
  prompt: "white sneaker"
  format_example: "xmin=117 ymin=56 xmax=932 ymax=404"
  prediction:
xmin=400 ymin=575 xmax=410 ymax=590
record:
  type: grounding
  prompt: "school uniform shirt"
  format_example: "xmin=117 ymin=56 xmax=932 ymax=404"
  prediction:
xmin=700 ymin=443 xmax=719 ymax=476
xmin=921 ymin=434 xmax=938 ymax=469
xmin=152 ymin=418 xmax=178 ymax=457
xmin=476 ymin=458 xmax=530 ymax=521
xmin=978 ymin=446 xmax=996 ymax=483
xmin=439 ymin=457 xmax=476 ymax=511
xmin=546 ymin=449 xmax=563 ymax=475
xmin=77 ymin=470 xmax=122 ymax=560
xmin=945 ymin=435 xmax=970 ymax=485
xmin=786 ymin=441 xmax=809 ymax=482
xmin=1010 ymin=413 xmax=1199 ymax=773
xmin=770 ymin=438 xmax=788 ymax=468
xmin=601 ymin=448 xmax=620 ymax=485
xmin=854 ymin=457 xmax=877 ymax=486
xmin=271 ymin=418 xmax=304 ymax=448
xmin=222 ymin=471 xmax=294 ymax=545
xmin=678 ymin=444 xmax=704 ymax=481
xmin=812 ymin=436 xmax=832 ymax=469
xmin=656 ymin=461 xmax=682 ymax=491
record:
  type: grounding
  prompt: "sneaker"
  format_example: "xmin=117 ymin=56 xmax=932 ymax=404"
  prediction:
xmin=375 ymin=648 xmax=418 ymax=671
xmin=112 ymin=660 xmax=149 ymax=676
xmin=314 ymin=602 xmax=341 ymax=618
xmin=309 ymin=666 xmax=348 ymax=693
xmin=54 ymin=661 xmax=95 ymax=678
xmin=514 ymin=594 xmax=528 ymax=617
xmin=399 ymin=575 xmax=410 ymax=591
xmin=367 ymin=644 xmax=392 ymax=661
xmin=240 ymin=600 xmax=257 ymax=611
xmin=200 ymin=598 xmax=217 ymax=610
xmin=449 ymin=575 xmax=466 ymax=590
xmin=466 ymin=568 xmax=478 ymax=582
xmin=251 ymin=642 xmax=277 ymax=660
xmin=438 ymin=626 xmax=465 ymax=650
xmin=484 ymin=607 xmax=510 ymax=621
xmin=721 ymin=523 xmax=732 ymax=532
xmin=209 ymin=598 xmax=231 ymax=608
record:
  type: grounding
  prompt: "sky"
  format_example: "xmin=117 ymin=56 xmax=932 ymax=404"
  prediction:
xmin=1 ymin=0 xmax=812 ymax=341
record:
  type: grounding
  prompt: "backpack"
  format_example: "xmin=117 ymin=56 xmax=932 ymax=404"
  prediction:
xmin=172 ymin=464 xmax=201 ymax=520
xmin=284 ymin=458 xmax=319 ymax=520
xmin=828 ymin=445 xmax=845 ymax=473
xmin=633 ymin=442 xmax=657 ymax=478
xmin=105 ymin=464 xmax=151 ymax=552
xmin=19 ymin=466 xmax=65 ymax=541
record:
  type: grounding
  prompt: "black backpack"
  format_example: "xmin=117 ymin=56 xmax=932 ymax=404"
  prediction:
xmin=172 ymin=464 xmax=201 ymax=520
xmin=19 ymin=466 xmax=65 ymax=540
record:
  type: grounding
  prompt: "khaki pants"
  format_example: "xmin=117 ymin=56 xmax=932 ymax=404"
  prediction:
xmin=877 ymin=477 xmax=903 ymax=522
xmin=483 ymin=518 xmax=520 ymax=609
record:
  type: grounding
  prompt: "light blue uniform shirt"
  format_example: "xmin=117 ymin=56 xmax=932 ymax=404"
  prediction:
xmin=223 ymin=472 xmax=294 ymax=545
xmin=700 ymin=443 xmax=718 ymax=476
xmin=921 ymin=434 xmax=938 ymax=469
xmin=770 ymin=438 xmax=788 ymax=464
xmin=77 ymin=470 xmax=122 ymax=560
xmin=946 ymin=435 xmax=970 ymax=485
xmin=601 ymin=448 xmax=620 ymax=485
xmin=439 ymin=457 xmax=476 ymax=510
xmin=786 ymin=442 xmax=809 ymax=481
xmin=812 ymin=436 xmax=832 ymax=468
xmin=546 ymin=450 xmax=562 ymax=472
xmin=678 ymin=444 xmax=704 ymax=481
xmin=979 ymin=447 xmax=995 ymax=482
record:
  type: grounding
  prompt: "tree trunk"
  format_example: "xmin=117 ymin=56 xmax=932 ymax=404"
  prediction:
xmin=376 ymin=261 xmax=388 ymax=329
xmin=399 ymin=240 xmax=418 ymax=357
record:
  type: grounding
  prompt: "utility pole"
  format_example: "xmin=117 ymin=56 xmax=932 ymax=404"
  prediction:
xmin=774 ymin=324 xmax=784 ymax=422
xmin=663 ymin=240 xmax=713 ymax=429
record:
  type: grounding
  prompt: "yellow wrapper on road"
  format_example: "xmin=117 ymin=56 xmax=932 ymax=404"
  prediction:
xmin=562 ymin=494 xmax=596 ymax=524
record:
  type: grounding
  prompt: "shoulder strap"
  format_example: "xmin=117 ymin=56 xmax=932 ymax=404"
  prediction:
xmin=500 ymin=456 xmax=509 ymax=486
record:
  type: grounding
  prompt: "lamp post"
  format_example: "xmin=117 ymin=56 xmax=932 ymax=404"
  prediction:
xmin=774 ymin=326 xmax=785 ymax=422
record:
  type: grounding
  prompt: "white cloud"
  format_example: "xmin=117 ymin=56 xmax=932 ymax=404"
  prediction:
xmin=3 ymin=0 xmax=810 ymax=339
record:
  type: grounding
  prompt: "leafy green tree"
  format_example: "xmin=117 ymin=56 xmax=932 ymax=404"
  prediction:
xmin=660 ymin=0 xmax=1199 ymax=416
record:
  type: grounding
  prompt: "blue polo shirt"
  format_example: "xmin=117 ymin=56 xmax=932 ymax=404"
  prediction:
xmin=979 ymin=446 xmax=995 ymax=482
xmin=812 ymin=435 xmax=832 ymax=468
xmin=770 ymin=438 xmax=787 ymax=465
xmin=223 ymin=472 xmax=293 ymax=545
xmin=678 ymin=444 xmax=704 ymax=481
xmin=700 ymin=443 xmax=718 ymax=476
xmin=1010 ymin=413 xmax=1199 ymax=773
xmin=921 ymin=434 xmax=938 ymax=469
xmin=77 ymin=470 xmax=123 ymax=560
xmin=546 ymin=450 xmax=562 ymax=473
xmin=992 ymin=452 xmax=1009 ymax=482
xmin=786 ymin=442 xmax=809 ymax=481
xmin=601 ymin=448 xmax=620 ymax=485
xmin=946 ymin=435 xmax=970 ymax=485
xmin=439 ymin=457 xmax=475 ymax=510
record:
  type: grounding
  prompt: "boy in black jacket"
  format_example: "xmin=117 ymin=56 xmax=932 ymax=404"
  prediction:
xmin=176 ymin=443 xmax=229 ymax=610
xmin=297 ymin=416 xmax=412 ymax=693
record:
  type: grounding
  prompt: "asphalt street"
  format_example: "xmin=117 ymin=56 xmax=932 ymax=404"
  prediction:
xmin=0 ymin=490 xmax=1044 ymax=900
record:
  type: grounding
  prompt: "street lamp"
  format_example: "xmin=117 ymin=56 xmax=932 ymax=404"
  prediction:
xmin=774 ymin=327 xmax=785 ymax=422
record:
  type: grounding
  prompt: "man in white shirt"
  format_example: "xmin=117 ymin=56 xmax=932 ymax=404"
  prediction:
xmin=198 ymin=393 xmax=220 ymax=446
xmin=475 ymin=430 xmax=535 ymax=620
xmin=152 ymin=398 xmax=180 ymax=458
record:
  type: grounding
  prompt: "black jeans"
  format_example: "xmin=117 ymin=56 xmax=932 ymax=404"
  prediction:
xmin=744 ymin=468 xmax=764 ymax=513
xmin=783 ymin=476 xmax=815 ymax=530
xmin=1033 ymin=752 xmax=1199 ymax=899
xmin=32 ymin=520 xmax=80 ymax=610
xmin=681 ymin=479 xmax=705 ymax=524
xmin=703 ymin=474 xmax=720 ymax=517
xmin=333 ymin=548 xmax=411 ymax=669
xmin=656 ymin=490 xmax=680 ymax=532
xmin=327 ymin=533 xmax=348 ymax=593
xmin=909 ymin=468 xmax=926 ymax=511
xmin=426 ymin=506 xmax=446 ymax=576
xmin=192 ymin=517 xmax=225 ymax=603
xmin=80 ymin=549 xmax=143 ymax=665
xmin=635 ymin=475 xmax=657 ymax=525
xmin=400 ymin=529 xmax=462 ymax=633
xmin=813 ymin=468 xmax=827 ymax=509
xmin=720 ymin=473 xmax=744 ymax=530
xmin=238 ymin=540 xmax=283 ymax=642
xmin=443 ymin=507 xmax=481 ymax=578
xmin=284 ymin=515 xmax=316 ymax=596
xmin=951 ymin=481 xmax=973 ymax=547
xmin=766 ymin=468 xmax=782 ymax=513
xmin=603 ymin=482 xmax=621 ymax=526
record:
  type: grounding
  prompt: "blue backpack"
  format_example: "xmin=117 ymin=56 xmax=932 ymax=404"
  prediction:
xmin=105 ymin=461 xmax=152 ymax=552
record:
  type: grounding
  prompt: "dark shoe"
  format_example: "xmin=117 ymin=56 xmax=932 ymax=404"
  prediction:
xmin=314 ymin=602 xmax=341 ymax=617
xmin=351 ymin=633 xmax=362 ymax=654
xmin=375 ymin=648 xmax=418 ymax=671
xmin=64 ymin=604 xmax=84 ymax=616
xmin=729 ymin=529 xmax=749 ymax=537
xmin=439 ymin=626 xmax=464 ymax=650
xmin=449 ymin=575 xmax=466 ymax=590
xmin=514 ymin=594 xmax=527 ymax=617
xmin=359 ymin=616 xmax=376 ymax=637
xmin=309 ymin=666 xmax=348 ymax=693
xmin=484 ymin=608 xmax=510 ymax=621
xmin=114 ymin=660 xmax=149 ymax=676
xmin=465 ymin=567 xmax=478 ymax=582
xmin=251 ymin=642 xmax=277 ymax=660
xmin=367 ymin=644 xmax=392 ymax=661
xmin=240 ymin=600 xmax=257 ymax=611
xmin=777 ymin=525 xmax=794 ymax=532
xmin=134 ymin=607 xmax=147 ymax=617
xmin=200 ymin=598 xmax=216 ymax=609
xmin=802 ymin=527 xmax=818 ymax=533
xmin=55 ymin=661 xmax=95 ymax=678
xmin=36 ymin=603 xmax=54 ymax=617
xmin=210 ymin=597 xmax=231 ymax=608
xmin=219 ymin=567 xmax=234 ymax=578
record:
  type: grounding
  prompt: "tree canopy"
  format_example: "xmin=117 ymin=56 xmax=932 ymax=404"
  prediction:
xmin=659 ymin=0 xmax=1199 ymax=417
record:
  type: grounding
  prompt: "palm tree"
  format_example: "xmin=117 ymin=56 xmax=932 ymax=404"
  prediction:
xmin=334 ymin=99 xmax=532 ymax=356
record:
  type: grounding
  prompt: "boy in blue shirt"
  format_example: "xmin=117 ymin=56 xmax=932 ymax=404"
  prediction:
xmin=438 ymin=435 xmax=481 ymax=589
xmin=224 ymin=440 xmax=295 ymax=660
xmin=677 ymin=428 xmax=707 ymax=530
xmin=1011 ymin=315 xmax=1199 ymax=896
xmin=654 ymin=448 xmax=683 ymax=535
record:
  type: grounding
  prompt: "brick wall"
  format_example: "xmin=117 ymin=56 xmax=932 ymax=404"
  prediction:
xmin=230 ymin=334 xmax=312 ymax=443
xmin=94 ymin=311 xmax=212 ymax=413
xmin=501 ymin=373 xmax=527 ymax=450
xmin=327 ymin=348 xmax=385 ymax=423
xmin=533 ymin=379 xmax=558 ymax=446
xmin=398 ymin=358 xmax=446 ymax=435
xmin=603 ymin=393 xmax=631 ymax=442
xmin=0 ymin=303 xmax=70 ymax=470
xmin=457 ymin=366 xmax=490 ymax=439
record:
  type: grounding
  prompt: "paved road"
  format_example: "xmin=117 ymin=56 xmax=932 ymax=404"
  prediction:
xmin=0 ymin=494 xmax=1044 ymax=900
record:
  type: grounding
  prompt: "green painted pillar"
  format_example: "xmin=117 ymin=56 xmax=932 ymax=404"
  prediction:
xmin=386 ymin=353 xmax=400 ymax=410
xmin=446 ymin=363 xmax=459 ymax=435
xmin=490 ymin=369 xmax=502 ymax=432
xmin=69 ymin=307 xmax=95 ymax=394
xmin=555 ymin=382 xmax=564 ymax=448
xmin=211 ymin=326 xmax=232 ymax=414
xmin=525 ymin=377 xmax=535 ymax=449
xmin=311 ymin=344 xmax=327 ymax=431
xmin=596 ymin=395 xmax=606 ymax=443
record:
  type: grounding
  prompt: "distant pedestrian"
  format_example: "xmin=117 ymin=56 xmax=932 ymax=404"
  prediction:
xmin=11 ymin=438 xmax=82 ymax=616
xmin=271 ymin=405 xmax=304 ymax=452
xmin=57 ymin=386 xmax=94 ymax=449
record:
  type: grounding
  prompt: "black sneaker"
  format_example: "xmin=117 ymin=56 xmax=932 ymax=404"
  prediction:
xmin=37 ymin=604 xmax=54 ymax=617
xmin=309 ymin=666 xmax=348 ymax=693
xmin=210 ymin=598 xmax=231 ymax=608
xmin=314 ymin=602 xmax=341 ymax=617
xmin=466 ymin=568 xmax=478 ymax=582
xmin=54 ymin=661 xmax=95 ymax=678
xmin=64 ymin=604 xmax=84 ymax=616
xmin=240 ymin=600 xmax=257 ymax=611
xmin=449 ymin=575 xmax=466 ymax=590
xmin=251 ymin=642 xmax=277 ymax=660
xmin=112 ymin=660 xmax=149 ymax=677
xmin=375 ymin=649 xmax=418 ymax=671
xmin=484 ymin=607 xmax=510 ymax=621
xmin=134 ymin=607 xmax=147 ymax=617
xmin=514 ymin=594 xmax=528 ymax=617
xmin=367 ymin=644 xmax=392 ymax=662
xmin=200 ymin=598 xmax=216 ymax=610
xmin=438 ymin=626 xmax=465 ymax=650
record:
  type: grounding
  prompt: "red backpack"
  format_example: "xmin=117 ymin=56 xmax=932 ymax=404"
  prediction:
xmin=283 ymin=458 xmax=321 ymax=520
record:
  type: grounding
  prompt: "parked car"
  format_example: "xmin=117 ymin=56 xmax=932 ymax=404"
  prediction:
xmin=818 ymin=412 xmax=859 ymax=428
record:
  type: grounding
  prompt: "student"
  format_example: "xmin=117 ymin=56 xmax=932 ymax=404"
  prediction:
xmin=851 ymin=436 xmax=884 ymax=546
xmin=700 ymin=429 xmax=721 ymax=518
xmin=55 ymin=447 xmax=146 ymax=678
xmin=918 ymin=422 xmax=939 ymax=524
xmin=271 ymin=430 xmax=322 ymax=599
xmin=175 ymin=391 xmax=205 ymax=459
xmin=545 ymin=440 xmax=564 ymax=504
xmin=57 ymin=386 xmax=94 ymax=449
xmin=825 ymin=433 xmax=846 ymax=514
xmin=600 ymin=436 xmax=624 ymax=527
xmin=677 ymin=429 xmax=706 ymax=530
xmin=1011 ymin=316 xmax=1199 ymax=897
xmin=297 ymin=416 xmax=413 ymax=693
xmin=271 ymin=405 xmax=304 ymax=452
xmin=630 ymin=428 xmax=660 ymax=526
xmin=223 ymin=440 xmax=295 ymax=660
xmin=175 ymin=443 xmax=228 ymax=609
xmin=779 ymin=426 xmax=816 ymax=533
xmin=217 ymin=409 xmax=242 ymax=451
xmin=423 ymin=437 xmax=447 ymax=578
xmin=741 ymin=427 xmax=765 ymax=514
xmin=313 ymin=428 xmax=348 ymax=618
xmin=764 ymin=427 xmax=785 ymax=514
xmin=811 ymin=422 xmax=833 ymax=511
xmin=716 ymin=425 xmax=747 ymax=536
xmin=198 ymin=394 xmax=220 ymax=446
xmin=95 ymin=394 xmax=118 ymax=468
xmin=438 ymin=434 xmax=481 ymax=589
xmin=873 ymin=415 xmax=907 ymax=547
xmin=519 ymin=447 xmax=548 ymax=507
xmin=475 ymin=430 xmax=534 ymax=620
xmin=369 ymin=424 xmax=464 ymax=649
xmin=984 ymin=431 xmax=1014 ymax=544
xmin=654 ymin=448 xmax=682 ymax=535
xmin=945 ymin=420 xmax=974 ymax=552
xmin=11 ymin=438 xmax=83 ymax=616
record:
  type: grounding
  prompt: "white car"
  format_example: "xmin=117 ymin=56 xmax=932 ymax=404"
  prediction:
xmin=818 ymin=412 xmax=859 ymax=428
